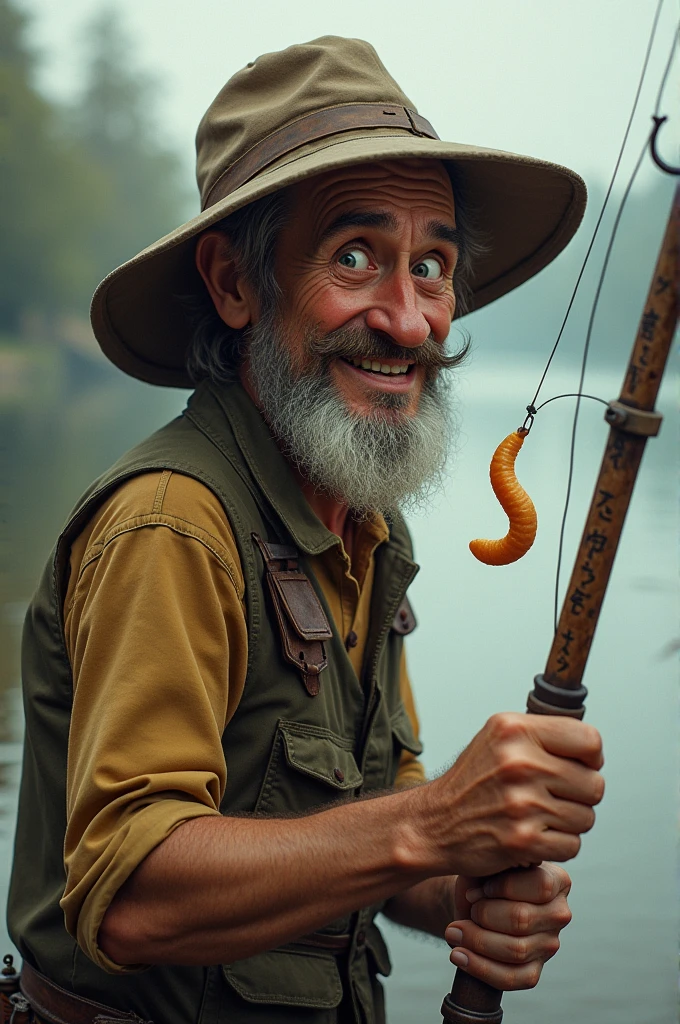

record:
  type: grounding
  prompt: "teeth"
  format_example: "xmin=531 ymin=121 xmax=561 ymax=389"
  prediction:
xmin=349 ymin=357 xmax=410 ymax=375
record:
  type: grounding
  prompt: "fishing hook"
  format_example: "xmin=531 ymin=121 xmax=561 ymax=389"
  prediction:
xmin=650 ymin=116 xmax=680 ymax=175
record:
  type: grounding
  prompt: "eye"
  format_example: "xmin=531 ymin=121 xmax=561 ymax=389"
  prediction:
xmin=337 ymin=248 xmax=371 ymax=270
xmin=412 ymin=257 xmax=443 ymax=280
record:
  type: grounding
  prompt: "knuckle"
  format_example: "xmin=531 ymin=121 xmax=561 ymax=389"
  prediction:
xmin=584 ymin=724 xmax=603 ymax=755
xmin=524 ymin=963 xmax=542 ymax=989
xmin=538 ymin=874 xmax=558 ymax=903
xmin=511 ymin=902 xmax=532 ymax=934
xmin=545 ymin=861 xmax=572 ymax=895
xmin=506 ymin=822 xmax=538 ymax=857
xmin=504 ymin=789 xmax=533 ymax=820
xmin=556 ymin=902 xmax=573 ymax=928
xmin=583 ymin=808 xmax=596 ymax=833
xmin=511 ymin=937 xmax=530 ymax=963
xmin=543 ymin=935 xmax=561 ymax=960
xmin=489 ymin=712 xmax=526 ymax=742
xmin=592 ymin=774 xmax=606 ymax=804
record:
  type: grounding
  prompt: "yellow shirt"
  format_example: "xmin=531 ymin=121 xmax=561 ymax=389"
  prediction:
xmin=60 ymin=470 xmax=424 ymax=971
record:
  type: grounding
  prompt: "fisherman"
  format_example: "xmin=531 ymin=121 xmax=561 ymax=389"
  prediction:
xmin=7 ymin=37 xmax=604 ymax=1024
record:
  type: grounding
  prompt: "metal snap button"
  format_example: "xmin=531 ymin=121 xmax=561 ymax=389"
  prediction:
xmin=333 ymin=767 xmax=345 ymax=783
xmin=346 ymin=630 xmax=358 ymax=649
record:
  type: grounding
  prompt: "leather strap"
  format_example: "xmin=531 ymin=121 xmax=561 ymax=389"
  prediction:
xmin=252 ymin=533 xmax=333 ymax=697
xmin=20 ymin=963 xmax=152 ymax=1024
xmin=203 ymin=102 xmax=440 ymax=210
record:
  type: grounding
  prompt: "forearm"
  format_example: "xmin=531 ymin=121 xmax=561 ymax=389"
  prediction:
xmin=383 ymin=875 xmax=456 ymax=939
xmin=100 ymin=787 xmax=430 ymax=966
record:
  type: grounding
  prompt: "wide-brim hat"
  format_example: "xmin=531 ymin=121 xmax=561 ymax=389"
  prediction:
xmin=91 ymin=36 xmax=587 ymax=388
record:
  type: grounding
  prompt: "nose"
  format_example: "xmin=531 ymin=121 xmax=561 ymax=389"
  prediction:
xmin=364 ymin=269 xmax=432 ymax=348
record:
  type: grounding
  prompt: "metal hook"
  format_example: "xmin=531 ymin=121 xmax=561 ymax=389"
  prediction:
xmin=649 ymin=116 xmax=680 ymax=176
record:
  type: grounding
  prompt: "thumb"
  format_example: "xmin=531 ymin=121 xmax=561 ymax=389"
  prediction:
xmin=453 ymin=875 xmax=483 ymax=922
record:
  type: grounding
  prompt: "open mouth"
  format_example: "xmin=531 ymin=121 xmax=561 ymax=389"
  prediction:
xmin=341 ymin=357 xmax=413 ymax=377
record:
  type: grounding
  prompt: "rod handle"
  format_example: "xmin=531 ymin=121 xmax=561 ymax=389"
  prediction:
xmin=441 ymin=971 xmax=503 ymax=1023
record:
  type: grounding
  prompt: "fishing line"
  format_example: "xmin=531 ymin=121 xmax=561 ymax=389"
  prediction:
xmin=551 ymin=9 xmax=680 ymax=632
xmin=523 ymin=0 xmax=669 ymax=420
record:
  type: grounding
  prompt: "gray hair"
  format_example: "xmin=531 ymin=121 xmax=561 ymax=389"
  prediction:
xmin=184 ymin=165 xmax=485 ymax=384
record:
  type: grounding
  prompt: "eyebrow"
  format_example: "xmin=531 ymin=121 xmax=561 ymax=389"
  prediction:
xmin=425 ymin=220 xmax=464 ymax=253
xmin=317 ymin=210 xmax=463 ymax=253
xmin=317 ymin=210 xmax=398 ymax=247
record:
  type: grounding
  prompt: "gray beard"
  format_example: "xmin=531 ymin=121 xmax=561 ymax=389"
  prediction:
xmin=247 ymin=320 xmax=458 ymax=517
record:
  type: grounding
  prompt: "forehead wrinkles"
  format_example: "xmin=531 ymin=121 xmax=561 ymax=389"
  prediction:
xmin=303 ymin=161 xmax=456 ymax=237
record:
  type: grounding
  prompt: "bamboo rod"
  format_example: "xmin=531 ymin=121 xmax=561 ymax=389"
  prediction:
xmin=442 ymin=184 xmax=679 ymax=1024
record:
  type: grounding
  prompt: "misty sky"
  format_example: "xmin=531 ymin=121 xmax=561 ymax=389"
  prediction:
xmin=17 ymin=0 xmax=680 ymax=208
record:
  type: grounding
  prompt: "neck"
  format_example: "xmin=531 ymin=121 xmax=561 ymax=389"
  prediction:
xmin=240 ymin=367 xmax=355 ymax=554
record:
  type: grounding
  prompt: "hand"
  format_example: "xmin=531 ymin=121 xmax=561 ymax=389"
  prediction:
xmin=445 ymin=864 xmax=572 ymax=990
xmin=413 ymin=712 xmax=604 ymax=877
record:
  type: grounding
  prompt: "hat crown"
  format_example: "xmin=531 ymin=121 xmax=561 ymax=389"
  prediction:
xmin=195 ymin=36 xmax=416 ymax=208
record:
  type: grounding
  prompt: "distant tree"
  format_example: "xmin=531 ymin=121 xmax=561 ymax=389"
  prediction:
xmin=72 ymin=5 xmax=191 ymax=286
xmin=0 ymin=0 xmax=190 ymax=332
xmin=0 ymin=0 xmax=98 ymax=328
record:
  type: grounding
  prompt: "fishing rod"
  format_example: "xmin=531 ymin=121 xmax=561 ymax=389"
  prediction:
xmin=440 ymin=177 xmax=680 ymax=1024
xmin=439 ymin=5 xmax=679 ymax=1016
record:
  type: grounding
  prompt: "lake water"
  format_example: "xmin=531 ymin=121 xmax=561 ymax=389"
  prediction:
xmin=1 ymin=349 xmax=677 ymax=1024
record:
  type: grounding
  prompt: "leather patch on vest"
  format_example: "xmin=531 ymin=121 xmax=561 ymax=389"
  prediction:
xmin=392 ymin=595 xmax=417 ymax=635
xmin=253 ymin=534 xmax=333 ymax=697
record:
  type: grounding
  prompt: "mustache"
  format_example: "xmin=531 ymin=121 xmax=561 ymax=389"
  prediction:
xmin=307 ymin=326 xmax=469 ymax=372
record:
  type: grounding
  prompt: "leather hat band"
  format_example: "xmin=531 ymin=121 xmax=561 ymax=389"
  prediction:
xmin=202 ymin=103 xmax=440 ymax=210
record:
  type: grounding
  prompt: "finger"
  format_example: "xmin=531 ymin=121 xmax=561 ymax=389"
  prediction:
xmin=482 ymin=864 xmax=571 ymax=904
xmin=446 ymin=920 xmax=560 ymax=965
xmin=464 ymin=894 xmax=572 ymax=936
xmin=527 ymin=716 xmax=604 ymax=770
xmin=453 ymin=875 xmax=483 ymax=921
xmin=544 ymin=760 xmax=605 ymax=807
xmin=540 ymin=797 xmax=598 ymax=835
xmin=449 ymin=950 xmax=544 ymax=992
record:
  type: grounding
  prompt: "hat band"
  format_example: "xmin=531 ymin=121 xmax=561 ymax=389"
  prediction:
xmin=202 ymin=103 xmax=440 ymax=211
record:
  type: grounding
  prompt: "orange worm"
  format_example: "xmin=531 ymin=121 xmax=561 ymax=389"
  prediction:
xmin=469 ymin=428 xmax=537 ymax=566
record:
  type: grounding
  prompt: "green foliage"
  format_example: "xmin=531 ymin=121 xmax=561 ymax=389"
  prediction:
xmin=0 ymin=0 xmax=190 ymax=332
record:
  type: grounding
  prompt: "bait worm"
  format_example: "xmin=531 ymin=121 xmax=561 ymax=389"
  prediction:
xmin=469 ymin=428 xmax=537 ymax=565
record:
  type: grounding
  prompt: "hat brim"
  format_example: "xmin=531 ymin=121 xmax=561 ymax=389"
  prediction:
xmin=91 ymin=131 xmax=586 ymax=387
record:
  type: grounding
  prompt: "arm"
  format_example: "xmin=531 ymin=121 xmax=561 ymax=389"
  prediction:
xmin=101 ymin=713 xmax=603 ymax=971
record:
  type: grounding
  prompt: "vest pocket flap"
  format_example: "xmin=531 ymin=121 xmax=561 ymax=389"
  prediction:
xmin=271 ymin=573 xmax=333 ymax=641
xmin=365 ymin=922 xmax=392 ymax=977
xmin=390 ymin=703 xmax=423 ymax=756
xmin=280 ymin=723 xmax=363 ymax=790
xmin=223 ymin=948 xmax=343 ymax=1008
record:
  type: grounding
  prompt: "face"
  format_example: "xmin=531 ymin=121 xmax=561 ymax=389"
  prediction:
xmin=196 ymin=158 xmax=465 ymax=514
xmin=262 ymin=159 xmax=460 ymax=420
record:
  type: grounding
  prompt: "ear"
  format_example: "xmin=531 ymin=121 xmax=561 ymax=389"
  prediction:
xmin=195 ymin=231 xmax=256 ymax=329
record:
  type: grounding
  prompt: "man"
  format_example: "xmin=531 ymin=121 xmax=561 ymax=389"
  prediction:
xmin=8 ymin=36 xmax=602 ymax=1024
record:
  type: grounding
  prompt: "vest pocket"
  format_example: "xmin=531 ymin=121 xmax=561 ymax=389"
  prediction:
xmin=222 ymin=948 xmax=342 ymax=1009
xmin=255 ymin=721 xmax=363 ymax=816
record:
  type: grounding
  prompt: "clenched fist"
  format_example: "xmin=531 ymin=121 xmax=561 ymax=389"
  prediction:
xmin=408 ymin=712 xmax=604 ymax=878
xmin=445 ymin=863 xmax=572 ymax=990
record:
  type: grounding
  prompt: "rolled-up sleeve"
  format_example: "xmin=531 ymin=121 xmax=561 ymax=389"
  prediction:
xmin=61 ymin=479 xmax=248 ymax=972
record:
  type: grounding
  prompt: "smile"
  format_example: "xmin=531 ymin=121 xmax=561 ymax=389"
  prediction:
xmin=343 ymin=357 xmax=412 ymax=376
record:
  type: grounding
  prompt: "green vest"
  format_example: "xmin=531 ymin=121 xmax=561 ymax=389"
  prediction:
xmin=8 ymin=382 xmax=422 ymax=1024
